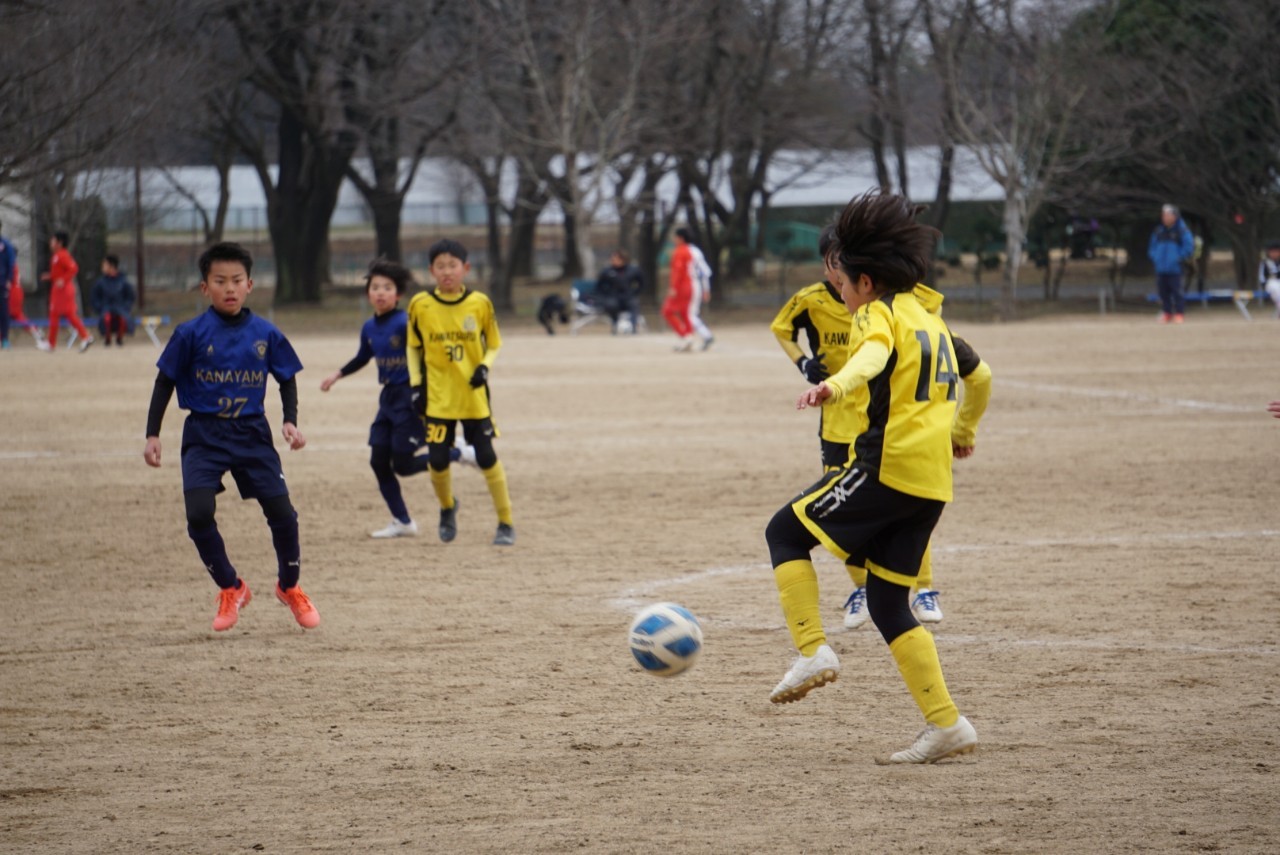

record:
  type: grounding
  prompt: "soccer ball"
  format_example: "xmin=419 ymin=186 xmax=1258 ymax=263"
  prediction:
xmin=628 ymin=602 xmax=703 ymax=676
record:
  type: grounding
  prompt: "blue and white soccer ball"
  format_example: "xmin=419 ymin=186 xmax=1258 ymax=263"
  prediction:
xmin=628 ymin=602 xmax=703 ymax=676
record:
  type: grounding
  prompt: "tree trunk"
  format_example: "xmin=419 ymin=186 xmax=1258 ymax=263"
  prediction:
xmin=560 ymin=205 xmax=583 ymax=280
xmin=367 ymin=186 xmax=404 ymax=262
xmin=266 ymin=109 xmax=353 ymax=304
xmin=1000 ymin=189 xmax=1024 ymax=319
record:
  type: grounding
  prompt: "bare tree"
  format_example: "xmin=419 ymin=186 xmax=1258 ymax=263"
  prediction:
xmin=937 ymin=0 xmax=1129 ymax=317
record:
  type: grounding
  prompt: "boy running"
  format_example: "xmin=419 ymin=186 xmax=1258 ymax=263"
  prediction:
xmin=40 ymin=231 xmax=94 ymax=351
xmin=143 ymin=242 xmax=319 ymax=632
xmin=763 ymin=191 xmax=977 ymax=764
xmin=320 ymin=259 xmax=474 ymax=538
xmin=406 ymin=239 xmax=515 ymax=546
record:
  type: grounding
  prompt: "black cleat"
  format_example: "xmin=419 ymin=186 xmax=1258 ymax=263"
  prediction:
xmin=439 ymin=499 xmax=459 ymax=542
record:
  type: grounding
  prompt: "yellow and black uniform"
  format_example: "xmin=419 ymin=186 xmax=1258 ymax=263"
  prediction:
xmin=765 ymin=283 xmax=971 ymax=728
xmin=771 ymin=281 xmax=863 ymax=468
xmin=406 ymin=286 xmax=513 ymax=528
xmin=840 ymin=285 xmax=991 ymax=592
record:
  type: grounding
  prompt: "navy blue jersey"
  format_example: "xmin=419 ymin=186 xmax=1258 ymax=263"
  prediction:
xmin=346 ymin=309 xmax=410 ymax=386
xmin=157 ymin=308 xmax=303 ymax=418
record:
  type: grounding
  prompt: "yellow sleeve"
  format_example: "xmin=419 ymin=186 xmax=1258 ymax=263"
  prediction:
xmin=824 ymin=302 xmax=892 ymax=402
xmin=770 ymin=297 xmax=806 ymax=365
xmin=406 ymin=295 xmax=425 ymax=386
xmin=480 ymin=300 xmax=501 ymax=370
xmin=952 ymin=359 xmax=992 ymax=446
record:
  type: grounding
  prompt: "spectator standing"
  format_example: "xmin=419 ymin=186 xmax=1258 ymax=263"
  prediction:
xmin=1148 ymin=204 xmax=1195 ymax=324
xmin=0 ymin=222 xmax=14 ymax=350
xmin=1260 ymin=241 xmax=1280 ymax=318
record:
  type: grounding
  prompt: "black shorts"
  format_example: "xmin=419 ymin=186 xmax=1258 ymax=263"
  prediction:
xmin=820 ymin=438 xmax=850 ymax=470
xmin=423 ymin=416 xmax=495 ymax=448
xmin=789 ymin=465 xmax=944 ymax=582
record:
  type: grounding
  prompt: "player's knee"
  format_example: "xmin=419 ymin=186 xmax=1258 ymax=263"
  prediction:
xmin=428 ymin=444 xmax=453 ymax=471
xmin=370 ymin=447 xmax=394 ymax=479
xmin=471 ymin=436 xmax=497 ymax=469
xmin=866 ymin=573 xmax=918 ymax=644
xmin=184 ymin=489 xmax=217 ymax=530
xmin=259 ymin=493 xmax=296 ymax=523
xmin=391 ymin=451 xmax=425 ymax=477
xmin=765 ymin=506 xmax=816 ymax=566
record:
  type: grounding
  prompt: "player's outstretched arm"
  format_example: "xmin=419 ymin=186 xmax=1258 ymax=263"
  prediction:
xmin=144 ymin=436 xmax=162 ymax=467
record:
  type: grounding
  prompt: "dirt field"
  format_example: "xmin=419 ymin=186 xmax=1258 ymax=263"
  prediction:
xmin=3 ymin=306 xmax=1279 ymax=854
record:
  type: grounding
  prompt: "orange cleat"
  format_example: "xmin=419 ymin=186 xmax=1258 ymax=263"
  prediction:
xmin=1172 ymin=313 xmax=1185 ymax=324
xmin=275 ymin=583 xmax=320 ymax=629
xmin=212 ymin=581 xmax=252 ymax=632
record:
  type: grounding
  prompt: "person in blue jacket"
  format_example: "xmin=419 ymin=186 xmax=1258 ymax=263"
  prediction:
xmin=1149 ymin=204 xmax=1195 ymax=324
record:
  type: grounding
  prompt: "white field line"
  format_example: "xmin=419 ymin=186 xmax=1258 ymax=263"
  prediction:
xmin=998 ymin=378 xmax=1258 ymax=414
xmin=0 ymin=444 xmax=373 ymax=461
xmin=610 ymin=529 xmax=1280 ymax=657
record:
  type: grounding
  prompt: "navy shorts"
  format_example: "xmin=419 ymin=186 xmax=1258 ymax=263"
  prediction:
xmin=369 ymin=384 xmax=426 ymax=456
xmin=181 ymin=414 xmax=289 ymax=500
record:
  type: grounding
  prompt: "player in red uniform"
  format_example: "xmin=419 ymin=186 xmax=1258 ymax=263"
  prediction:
xmin=40 ymin=231 xmax=94 ymax=351
xmin=662 ymin=228 xmax=696 ymax=351
xmin=7 ymin=264 xmax=50 ymax=350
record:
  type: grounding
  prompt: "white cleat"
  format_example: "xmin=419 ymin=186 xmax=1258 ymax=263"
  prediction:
xmin=78 ymin=335 xmax=96 ymax=353
xmin=769 ymin=644 xmax=839 ymax=704
xmin=842 ymin=587 xmax=869 ymax=630
xmin=911 ymin=589 xmax=943 ymax=624
xmin=370 ymin=519 xmax=419 ymax=539
xmin=879 ymin=715 xmax=978 ymax=765
xmin=455 ymin=437 xmax=478 ymax=468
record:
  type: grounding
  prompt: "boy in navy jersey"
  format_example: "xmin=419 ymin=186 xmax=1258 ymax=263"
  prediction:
xmin=320 ymin=259 xmax=473 ymax=537
xmin=143 ymin=242 xmax=319 ymax=632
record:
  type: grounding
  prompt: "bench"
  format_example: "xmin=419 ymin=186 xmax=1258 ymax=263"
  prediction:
xmin=1146 ymin=289 xmax=1267 ymax=320
xmin=29 ymin=315 xmax=172 ymax=348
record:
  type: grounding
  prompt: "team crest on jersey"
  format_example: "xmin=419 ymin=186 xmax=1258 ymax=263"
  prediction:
xmin=254 ymin=340 xmax=268 ymax=359
xmin=207 ymin=345 xmax=214 ymax=354
xmin=390 ymin=334 xmax=402 ymax=348
xmin=463 ymin=315 xmax=477 ymax=332
xmin=854 ymin=310 xmax=870 ymax=331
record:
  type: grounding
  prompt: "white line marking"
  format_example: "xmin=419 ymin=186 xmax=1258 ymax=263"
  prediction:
xmin=999 ymin=378 xmax=1257 ymax=414
xmin=610 ymin=529 xmax=1280 ymax=657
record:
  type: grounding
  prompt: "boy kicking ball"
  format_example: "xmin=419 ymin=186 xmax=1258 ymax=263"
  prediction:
xmin=763 ymin=192 xmax=977 ymax=764
xmin=143 ymin=242 xmax=319 ymax=632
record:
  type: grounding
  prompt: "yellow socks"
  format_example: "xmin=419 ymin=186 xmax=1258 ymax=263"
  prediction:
xmin=889 ymin=626 xmax=959 ymax=727
xmin=482 ymin=461 xmax=513 ymax=525
xmin=429 ymin=467 xmax=454 ymax=510
xmin=774 ymin=559 xmax=825 ymax=656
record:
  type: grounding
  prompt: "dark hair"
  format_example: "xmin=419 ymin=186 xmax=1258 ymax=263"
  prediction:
xmin=365 ymin=257 xmax=414 ymax=295
xmin=198 ymin=242 xmax=254 ymax=279
xmin=53 ymin=230 xmax=69 ymax=248
xmin=817 ymin=224 xmax=837 ymax=259
xmin=428 ymin=239 xmax=468 ymax=264
xmin=828 ymin=191 xmax=937 ymax=294
xmin=612 ymin=248 xmax=631 ymax=264
xmin=104 ymin=254 xmax=120 ymax=269
xmin=674 ymin=227 xmax=692 ymax=243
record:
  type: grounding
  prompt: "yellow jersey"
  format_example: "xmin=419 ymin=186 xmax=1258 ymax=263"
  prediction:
xmin=406 ymin=287 xmax=502 ymax=420
xmin=770 ymin=281 xmax=864 ymax=444
xmin=828 ymin=285 xmax=960 ymax=502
